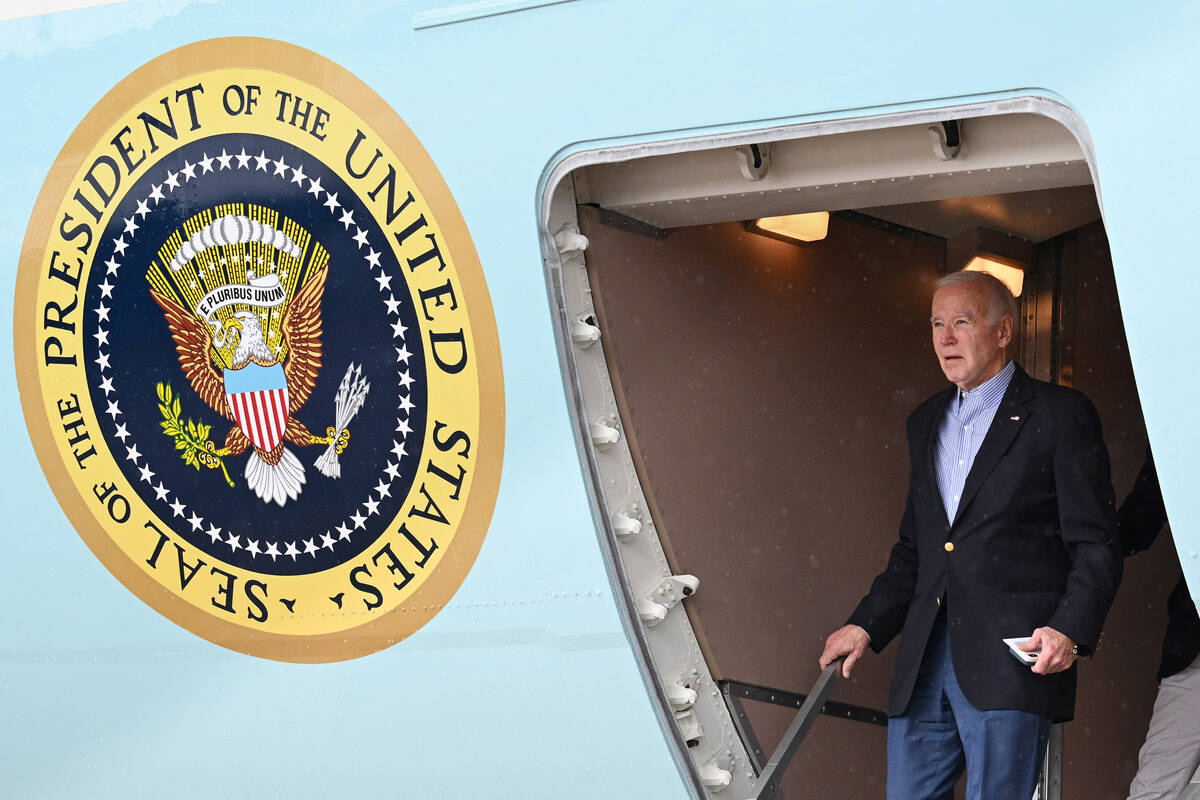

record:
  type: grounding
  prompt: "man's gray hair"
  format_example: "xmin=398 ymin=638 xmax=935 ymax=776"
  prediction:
xmin=935 ymin=269 xmax=1020 ymax=326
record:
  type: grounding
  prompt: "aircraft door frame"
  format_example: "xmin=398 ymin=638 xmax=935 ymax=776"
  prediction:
xmin=537 ymin=94 xmax=1102 ymax=798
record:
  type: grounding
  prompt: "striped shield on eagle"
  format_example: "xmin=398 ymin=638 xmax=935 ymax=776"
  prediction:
xmin=224 ymin=362 xmax=290 ymax=452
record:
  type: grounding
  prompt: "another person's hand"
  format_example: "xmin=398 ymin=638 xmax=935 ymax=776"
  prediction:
xmin=1020 ymin=626 xmax=1078 ymax=675
xmin=820 ymin=624 xmax=870 ymax=678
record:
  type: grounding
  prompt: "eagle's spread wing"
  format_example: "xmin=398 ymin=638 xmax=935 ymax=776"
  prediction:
xmin=149 ymin=288 xmax=231 ymax=420
xmin=281 ymin=263 xmax=327 ymax=412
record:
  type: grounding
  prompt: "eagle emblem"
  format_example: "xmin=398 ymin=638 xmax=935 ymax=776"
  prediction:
xmin=148 ymin=211 xmax=369 ymax=506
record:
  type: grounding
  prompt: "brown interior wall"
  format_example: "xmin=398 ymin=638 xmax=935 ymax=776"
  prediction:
xmin=1060 ymin=220 xmax=1182 ymax=799
xmin=578 ymin=207 xmax=946 ymax=796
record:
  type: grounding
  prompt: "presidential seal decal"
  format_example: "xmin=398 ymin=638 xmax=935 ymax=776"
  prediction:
xmin=15 ymin=38 xmax=504 ymax=662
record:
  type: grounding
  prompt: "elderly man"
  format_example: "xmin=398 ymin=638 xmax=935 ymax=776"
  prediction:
xmin=820 ymin=269 xmax=1122 ymax=799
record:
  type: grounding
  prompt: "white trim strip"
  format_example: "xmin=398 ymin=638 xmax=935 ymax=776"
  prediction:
xmin=411 ymin=0 xmax=574 ymax=30
xmin=0 ymin=0 xmax=128 ymax=23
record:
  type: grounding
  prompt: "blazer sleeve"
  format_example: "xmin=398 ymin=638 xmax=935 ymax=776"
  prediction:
xmin=1045 ymin=393 xmax=1123 ymax=655
xmin=846 ymin=412 xmax=925 ymax=652
xmin=847 ymin=490 xmax=919 ymax=652
xmin=1118 ymin=447 xmax=1166 ymax=557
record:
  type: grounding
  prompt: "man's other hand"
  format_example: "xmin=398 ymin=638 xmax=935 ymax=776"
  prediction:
xmin=820 ymin=624 xmax=870 ymax=678
xmin=1020 ymin=626 xmax=1078 ymax=675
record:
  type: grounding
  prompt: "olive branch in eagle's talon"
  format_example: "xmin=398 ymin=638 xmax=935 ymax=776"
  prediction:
xmin=156 ymin=381 xmax=235 ymax=487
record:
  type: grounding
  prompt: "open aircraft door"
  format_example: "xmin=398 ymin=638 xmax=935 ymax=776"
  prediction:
xmin=541 ymin=99 xmax=1179 ymax=798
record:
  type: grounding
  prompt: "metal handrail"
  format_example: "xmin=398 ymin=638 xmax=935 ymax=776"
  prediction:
xmin=736 ymin=658 xmax=1065 ymax=800
xmin=1037 ymin=724 xmax=1064 ymax=800
xmin=745 ymin=658 xmax=844 ymax=800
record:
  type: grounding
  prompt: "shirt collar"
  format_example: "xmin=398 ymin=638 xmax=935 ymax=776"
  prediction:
xmin=959 ymin=359 xmax=1015 ymax=407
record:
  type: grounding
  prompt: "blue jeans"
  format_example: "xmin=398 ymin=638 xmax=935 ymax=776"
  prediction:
xmin=887 ymin=614 xmax=1050 ymax=800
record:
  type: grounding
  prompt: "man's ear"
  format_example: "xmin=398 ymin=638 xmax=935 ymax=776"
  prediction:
xmin=997 ymin=314 xmax=1014 ymax=349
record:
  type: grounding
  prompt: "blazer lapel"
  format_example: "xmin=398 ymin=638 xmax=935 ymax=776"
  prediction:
xmin=951 ymin=366 xmax=1034 ymax=529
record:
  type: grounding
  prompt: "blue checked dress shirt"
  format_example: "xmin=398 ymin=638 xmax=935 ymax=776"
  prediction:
xmin=934 ymin=360 xmax=1016 ymax=524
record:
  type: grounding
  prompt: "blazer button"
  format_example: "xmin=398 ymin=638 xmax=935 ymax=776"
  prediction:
xmin=944 ymin=542 xmax=955 ymax=552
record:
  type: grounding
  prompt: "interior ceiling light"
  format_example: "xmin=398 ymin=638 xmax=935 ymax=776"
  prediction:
xmin=964 ymin=255 xmax=1024 ymax=297
xmin=749 ymin=211 xmax=830 ymax=244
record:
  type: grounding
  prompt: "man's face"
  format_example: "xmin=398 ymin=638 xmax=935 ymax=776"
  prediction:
xmin=930 ymin=284 xmax=1013 ymax=391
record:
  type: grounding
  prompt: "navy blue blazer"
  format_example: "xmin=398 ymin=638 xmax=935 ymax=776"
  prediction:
xmin=848 ymin=365 xmax=1122 ymax=723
